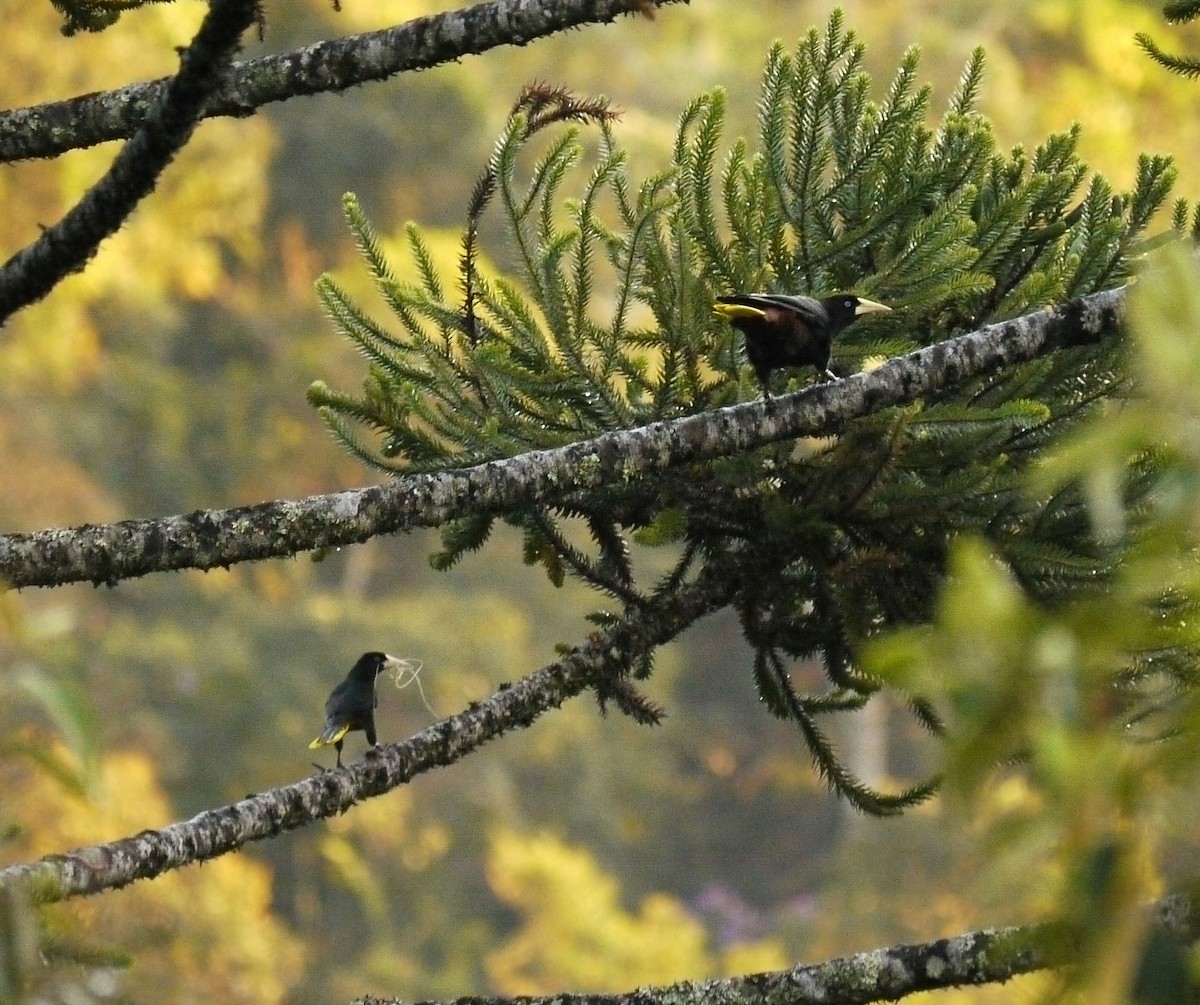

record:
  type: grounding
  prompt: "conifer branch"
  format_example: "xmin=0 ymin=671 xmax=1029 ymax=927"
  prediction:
xmin=0 ymin=0 xmax=684 ymax=164
xmin=461 ymin=83 xmax=620 ymax=345
xmin=524 ymin=511 xmax=646 ymax=605
xmin=0 ymin=0 xmax=260 ymax=322
xmin=50 ymin=0 xmax=175 ymax=36
xmin=0 ymin=286 xmax=1126 ymax=590
xmin=0 ymin=563 xmax=736 ymax=903
xmin=1137 ymin=1 xmax=1200 ymax=77
xmin=1164 ymin=0 xmax=1200 ymax=21
xmin=349 ymin=896 xmax=1200 ymax=1005
xmin=1136 ymin=31 xmax=1200 ymax=78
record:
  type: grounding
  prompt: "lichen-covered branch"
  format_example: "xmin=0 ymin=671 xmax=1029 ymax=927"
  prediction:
xmin=0 ymin=0 xmax=260 ymax=322
xmin=365 ymin=926 xmax=1051 ymax=1005
xmin=0 ymin=0 xmax=686 ymax=163
xmin=0 ymin=287 xmax=1125 ymax=590
xmin=0 ymin=563 xmax=736 ymax=903
xmin=351 ymin=895 xmax=1198 ymax=1005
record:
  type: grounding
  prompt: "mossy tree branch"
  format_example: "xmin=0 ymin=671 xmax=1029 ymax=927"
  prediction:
xmin=0 ymin=0 xmax=261 ymax=322
xmin=0 ymin=0 xmax=686 ymax=164
xmin=0 ymin=559 xmax=738 ymax=903
xmin=354 ymin=895 xmax=1199 ymax=1005
xmin=0 ymin=287 xmax=1124 ymax=590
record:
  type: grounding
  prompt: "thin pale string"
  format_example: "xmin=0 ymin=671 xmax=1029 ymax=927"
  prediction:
xmin=388 ymin=659 xmax=438 ymax=718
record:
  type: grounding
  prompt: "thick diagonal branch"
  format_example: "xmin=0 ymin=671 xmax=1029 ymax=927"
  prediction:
xmin=0 ymin=287 xmax=1125 ymax=590
xmin=0 ymin=0 xmax=260 ymax=322
xmin=354 ymin=895 xmax=1199 ymax=1005
xmin=0 ymin=0 xmax=686 ymax=164
xmin=0 ymin=564 xmax=735 ymax=903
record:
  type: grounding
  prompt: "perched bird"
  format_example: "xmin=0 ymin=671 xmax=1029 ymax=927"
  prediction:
xmin=309 ymin=652 xmax=402 ymax=767
xmin=712 ymin=293 xmax=892 ymax=399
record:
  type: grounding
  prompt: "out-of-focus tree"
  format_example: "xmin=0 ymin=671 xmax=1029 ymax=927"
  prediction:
xmin=484 ymin=828 xmax=787 ymax=993
xmin=4 ymin=748 xmax=303 ymax=1003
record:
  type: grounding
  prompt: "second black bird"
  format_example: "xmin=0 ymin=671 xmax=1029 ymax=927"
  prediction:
xmin=713 ymin=293 xmax=891 ymax=399
xmin=309 ymin=652 xmax=402 ymax=767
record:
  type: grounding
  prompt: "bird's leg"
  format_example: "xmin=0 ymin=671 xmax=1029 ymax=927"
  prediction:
xmin=335 ymin=740 xmax=343 ymax=768
xmin=821 ymin=368 xmax=840 ymax=382
xmin=759 ymin=377 xmax=775 ymax=414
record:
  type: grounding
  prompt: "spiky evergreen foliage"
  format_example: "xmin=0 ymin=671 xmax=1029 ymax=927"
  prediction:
xmin=49 ymin=0 xmax=177 ymax=35
xmin=1137 ymin=0 xmax=1200 ymax=79
xmin=311 ymin=13 xmax=1179 ymax=812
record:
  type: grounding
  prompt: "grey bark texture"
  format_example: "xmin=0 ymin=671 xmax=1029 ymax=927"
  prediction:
xmin=0 ymin=563 xmax=735 ymax=903
xmin=0 ymin=286 xmax=1126 ymax=590
xmin=351 ymin=895 xmax=1200 ymax=1005
xmin=0 ymin=0 xmax=262 ymax=322
xmin=0 ymin=0 xmax=688 ymax=163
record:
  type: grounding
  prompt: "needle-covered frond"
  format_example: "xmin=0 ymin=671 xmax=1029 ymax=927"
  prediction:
xmin=312 ymin=13 xmax=1184 ymax=814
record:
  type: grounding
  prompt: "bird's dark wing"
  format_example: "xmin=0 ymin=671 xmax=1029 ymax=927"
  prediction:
xmin=748 ymin=294 xmax=827 ymax=327
xmin=714 ymin=294 xmax=829 ymax=333
xmin=715 ymin=294 xmax=769 ymax=309
xmin=325 ymin=676 xmax=375 ymax=719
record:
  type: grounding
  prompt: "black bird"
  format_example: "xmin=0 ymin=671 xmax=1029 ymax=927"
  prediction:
xmin=712 ymin=293 xmax=892 ymax=399
xmin=309 ymin=652 xmax=401 ymax=767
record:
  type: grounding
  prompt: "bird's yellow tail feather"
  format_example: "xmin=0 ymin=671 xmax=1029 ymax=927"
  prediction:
xmin=309 ymin=724 xmax=351 ymax=749
xmin=712 ymin=303 xmax=766 ymax=321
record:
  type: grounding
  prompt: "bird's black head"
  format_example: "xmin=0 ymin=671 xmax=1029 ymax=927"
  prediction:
xmin=351 ymin=651 xmax=396 ymax=679
xmin=820 ymin=295 xmax=892 ymax=332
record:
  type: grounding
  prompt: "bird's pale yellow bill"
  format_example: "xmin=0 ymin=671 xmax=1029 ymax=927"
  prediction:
xmin=853 ymin=298 xmax=891 ymax=317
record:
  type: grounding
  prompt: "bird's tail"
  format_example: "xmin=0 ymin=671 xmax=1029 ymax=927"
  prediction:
xmin=309 ymin=723 xmax=350 ymax=750
xmin=712 ymin=300 xmax=766 ymax=321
